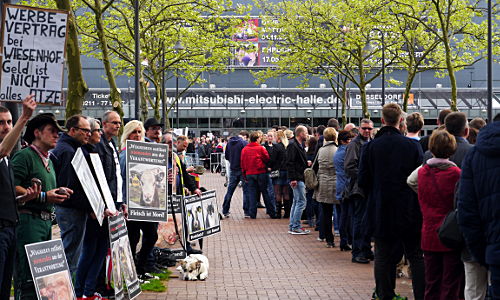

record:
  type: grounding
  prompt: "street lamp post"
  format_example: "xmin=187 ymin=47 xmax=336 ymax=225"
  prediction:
xmin=134 ymin=0 xmax=140 ymax=120
xmin=173 ymin=40 xmax=184 ymax=129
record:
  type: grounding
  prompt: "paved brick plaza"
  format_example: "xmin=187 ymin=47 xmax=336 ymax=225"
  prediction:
xmin=140 ymin=172 xmax=413 ymax=300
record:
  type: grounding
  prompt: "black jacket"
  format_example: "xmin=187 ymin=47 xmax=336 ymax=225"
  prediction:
xmin=458 ymin=121 xmax=500 ymax=266
xmin=51 ymin=133 xmax=91 ymax=211
xmin=0 ymin=158 xmax=17 ymax=223
xmin=269 ymin=142 xmax=286 ymax=171
xmin=423 ymin=136 xmax=472 ymax=168
xmin=358 ymin=126 xmax=423 ymax=239
xmin=343 ymin=135 xmax=369 ymax=199
xmin=286 ymin=138 xmax=308 ymax=181
xmin=95 ymin=133 xmax=120 ymax=203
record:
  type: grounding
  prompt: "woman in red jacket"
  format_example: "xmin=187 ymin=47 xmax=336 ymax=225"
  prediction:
xmin=407 ymin=130 xmax=464 ymax=300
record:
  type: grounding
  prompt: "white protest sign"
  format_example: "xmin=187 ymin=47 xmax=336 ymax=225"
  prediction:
xmin=71 ymin=148 xmax=105 ymax=225
xmin=90 ymin=153 xmax=117 ymax=214
xmin=0 ymin=5 xmax=68 ymax=104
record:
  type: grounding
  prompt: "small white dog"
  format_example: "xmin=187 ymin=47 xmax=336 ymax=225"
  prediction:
xmin=176 ymin=254 xmax=209 ymax=281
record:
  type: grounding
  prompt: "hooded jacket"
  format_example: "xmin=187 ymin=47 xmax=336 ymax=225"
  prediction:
xmin=458 ymin=121 xmax=500 ymax=266
xmin=225 ymin=136 xmax=248 ymax=171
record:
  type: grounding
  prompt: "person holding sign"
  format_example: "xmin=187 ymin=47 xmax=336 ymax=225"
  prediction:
xmin=51 ymin=115 xmax=94 ymax=275
xmin=11 ymin=113 xmax=73 ymax=299
xmin=0 ymin=95 xmax=36 ymax=300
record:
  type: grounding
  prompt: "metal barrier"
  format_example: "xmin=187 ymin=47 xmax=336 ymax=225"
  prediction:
xmin=210 ymin=153 xmax=224 ymax=173
xmin=184 ymin=153 xmax=200 ymax=166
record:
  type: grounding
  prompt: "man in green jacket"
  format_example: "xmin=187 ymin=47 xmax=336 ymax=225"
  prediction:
xmin=12 ymin=113 xmax=73 ymax=300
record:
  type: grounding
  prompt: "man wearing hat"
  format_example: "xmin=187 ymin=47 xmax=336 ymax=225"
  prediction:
xmin=0 ymin=95 xmax=36 ymax=300
xmin=144 ymin=117 xmax=163 ymax=143
xmin=11 ymin=113 xmax=73 ymax=299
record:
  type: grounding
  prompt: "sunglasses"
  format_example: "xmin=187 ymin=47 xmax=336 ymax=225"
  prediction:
xmin=361 ymin=127 xmax=373 ymax=131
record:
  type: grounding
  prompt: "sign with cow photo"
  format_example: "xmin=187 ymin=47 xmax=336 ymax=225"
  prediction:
xmin=126 ymin=140 xmax=168 ymax=222
xmin=25 ymin=239 xmax=76 ymax=300
xmin=184 ymin=190 xmax=221 ymax=241
xmin=108 ymin=213 xmax=141 ymax=299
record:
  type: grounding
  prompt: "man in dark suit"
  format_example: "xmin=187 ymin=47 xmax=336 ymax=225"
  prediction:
xmin=358 ymin=103 xmax=425 ymax=300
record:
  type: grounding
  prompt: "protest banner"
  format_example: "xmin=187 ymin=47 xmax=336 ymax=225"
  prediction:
xmin=71 ymin=148 xmax=105 ymax=225
xmin=157 ymin=195 xmax=187 ymax=260
xmin=0 ymin=4 xmax=68 ymax=104
xmin=109 ymin=213 xmax=141 ymax=300
xmin=25 ymin=239 xmax=75 ymax=300
xmin=184 ymin=190 xmax=221 ymax=241
xmin=126 ymin=140 xmax=168 ymax=222
xmin=90 ymin=153 xmax=117 ymax=214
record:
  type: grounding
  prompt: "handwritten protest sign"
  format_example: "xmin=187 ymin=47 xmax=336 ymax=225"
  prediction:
xmin=25 ymin=239 xmax=76 ymax=300
xmin=126 ymin=140 xmax=169 ymax=222
xmin=0 ymin=4 xmax=67 ymax=104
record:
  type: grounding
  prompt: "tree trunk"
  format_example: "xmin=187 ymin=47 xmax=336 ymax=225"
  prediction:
xmin=360 ymin=87 xmax=370 ymax=119
xmin=403 ymin=70 xmax=417 ymax=112
xmin=445 ymin=42 xmax=458 ymax=111
xmin=342 ymin=88 xmax=347 ymax=126
xmin=139 ymin=77 xmax=149 ymax=121
xmin=93 ymin=1 xmax=124 ymax=120
xmin=55 ymin=0 xmax=88 ymax=119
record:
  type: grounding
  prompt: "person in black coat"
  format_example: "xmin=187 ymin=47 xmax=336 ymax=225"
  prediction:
xmin=458 ymin=117 xmax=500 ymax=298
xmin=422 ymin=112 xmax=472 ymax=168
xmin=358 ymin=103 xmax=424 ymax=300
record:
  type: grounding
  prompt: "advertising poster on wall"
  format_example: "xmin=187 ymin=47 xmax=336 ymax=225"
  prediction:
xmin=0 ymin=5 xmax=68 ymax=104
xmin=183 ymin=190 xmax=221 ymax=241
xmin=108 ymin=213 xmax=141 ymax=300
xmin=126 ymin=140 xmax=168 ymax=222
xmin=71 ymin=148 xmax=105 ymax=225
xmin=25 ymin=239 xmax=75 ymax=300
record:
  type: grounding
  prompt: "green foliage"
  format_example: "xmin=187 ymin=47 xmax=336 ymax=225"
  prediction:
xmin=140 ymin=270 xmax=172 ymax=292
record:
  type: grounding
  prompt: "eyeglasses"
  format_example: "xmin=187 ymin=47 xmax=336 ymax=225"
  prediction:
xmin=361 ymin=127 xmax=373 ymax=131
xmin=75 ymin=127 xmax=91 ymax=134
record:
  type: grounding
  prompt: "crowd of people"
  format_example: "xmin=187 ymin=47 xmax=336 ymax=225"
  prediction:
xmin=0 ymin=95 xmax=499 ymax=300
xmin=0 ymin=96 xmax=205 ymax=300
xmin=220 ymin=105 xmax=500 ymax=300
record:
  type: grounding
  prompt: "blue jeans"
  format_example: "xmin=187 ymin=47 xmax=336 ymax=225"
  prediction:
xmin=0 ymin=226 xmax=15 ymax=300
xmin=266 ymin=174 xmax=276 ymax=213
xmin=339 ymin=200 xmax=353 ymax=247
xmin=289 ymin=181 xmax=306 ymax=230
xmin=246 ymin=173 xmax=276 ymax=218
xmin=222 ymin=169 xmax=249 ymax=215
xmin=75 ymin=218 xmax=109 ymax=297
xmin=333 ymin=204 xmax=341 ymax=232
xmin=351 ymin=196 xmax=372 ymax=259
xmin=55 ymin=206 xmax=88 ymax=275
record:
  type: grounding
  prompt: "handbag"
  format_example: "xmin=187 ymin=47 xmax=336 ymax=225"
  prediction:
xmin=436 ymin=177 xmax=464 ymax=249
xmin=270 ymin=170 xmax=280 ymax=178
xmin=304 ymin=152 xmax=319 ymax=190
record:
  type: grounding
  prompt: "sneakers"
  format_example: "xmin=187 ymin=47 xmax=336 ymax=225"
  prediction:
xmin=81 ymin=293 xmax=109 ymax=300
xmin=244 ymin=215 xmax=250 ymax=218
xmin=223 ymin=212 xmax=231 ymax=218
xmin=317 ymin=237 xmax=325 ymax=242
xmin=289 ymin=228 xmax=310 ymax=235
xmin=139 ymin=272 xmax=159 ymax=281
xmin=326 ymin=242 xmax=335 ymax=248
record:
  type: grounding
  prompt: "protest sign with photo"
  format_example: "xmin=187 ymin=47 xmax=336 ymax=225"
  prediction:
xmin=184 ymin=190 xmax=221 ymax=241
xmin=126 ymin=140 xmax=168 ymax=222
xmin=25 ymin=239 xmax=75 ymax=300
xmin=108 ymin=213 xmax=141 ymax=300
xmin=90 ymin=153 xmax=117 ymax=214
xmin=72 ymin=148 xmax=105 ymax=225
xmin=0 ymin=5 xmax=68 ymax=104
xmin=156 ymin=195 xmax=186 ymax=259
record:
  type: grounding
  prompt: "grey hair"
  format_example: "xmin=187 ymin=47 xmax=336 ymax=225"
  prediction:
xmin=87 ymin=118 xmax=101 ymax=131
xmin=102 ymin=110 xmax=119 ymax=122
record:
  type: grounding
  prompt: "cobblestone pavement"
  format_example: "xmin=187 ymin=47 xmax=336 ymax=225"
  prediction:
xmin=141 ymin=172 xmax=414 ymax=300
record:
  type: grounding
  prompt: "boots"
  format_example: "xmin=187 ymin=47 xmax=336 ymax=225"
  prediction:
xmin=276 ymin=202 xmax=283 ymax=219
xmin=283 ymin=200 xmax=291 ymax=219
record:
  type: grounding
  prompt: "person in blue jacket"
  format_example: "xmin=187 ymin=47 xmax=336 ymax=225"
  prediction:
xmin=458 ymin=114 xmax=500 ymax=299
